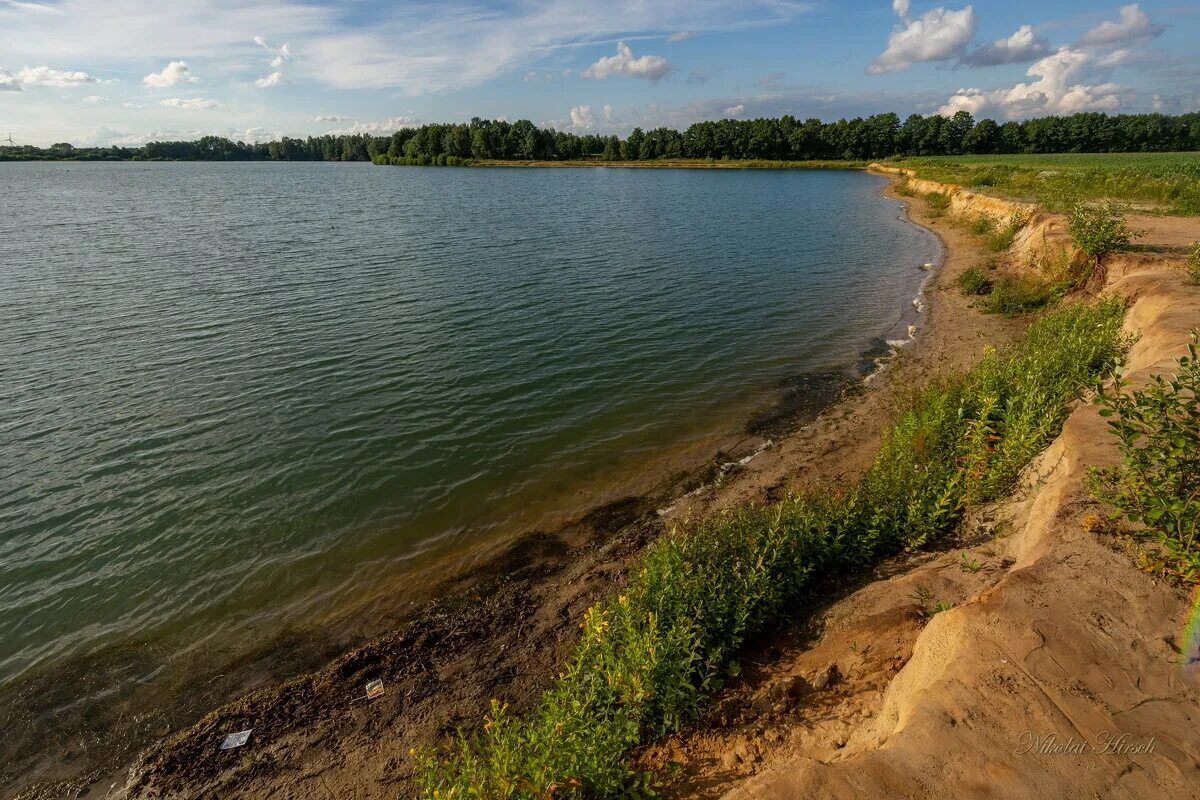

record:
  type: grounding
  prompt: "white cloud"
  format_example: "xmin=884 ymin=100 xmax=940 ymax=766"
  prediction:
xmin=0 ymin=0 xmax=64 ymax=14
xmin=326 ymin=116 xmax=420 ymax=135
xmin=940 ymin=46 xmax=1126 ymax=119
xmin=961 ymin=24 xmax=1052 ymax=67
xmin=255 ymin=71 xmax=283 ymax=87
xmin=582 ymin=40 xmax=671 ymax=81
xmin=724 ymin=103 xmax=745 ymax=117
xmin=567 ymin=104 xmax=596 ymax=130
xmin=160 ymin=97 xmax=220 ymax=109
xmin=1078 ymin=4 xmax=1164 ymax=47
xmin=309 ymin=114 xmax=350 ymax=122
xmin=82 ymin=94 xmax=108 ymax=103
xmin=0 ymin=68 xmax=19 ymax=91
xmin=667 ymin=31 xmax=693 ymax=42
xmin=14 ymin=65 xmax=98 ymax=87
xmin=143 ymin=61 xmax=198 ymax=88
xmin=255 ymin=35 xmax=292 ymax=68
xmin=870 ymin=4 xmax=977 ymax=74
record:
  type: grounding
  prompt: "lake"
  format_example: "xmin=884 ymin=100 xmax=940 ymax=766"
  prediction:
xmin=0 ymin=162 xmax=937 ymax=705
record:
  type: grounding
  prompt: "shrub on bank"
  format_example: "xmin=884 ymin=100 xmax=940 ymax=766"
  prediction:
xmin=982 ymin=275 xmax=1065 ymax=316
xmin=1066 ymin=201 xmax=1141 ymax=260
xmin=417 ymin=300 xmax=1128 ymax=799
xmin=1187 ymin=242 xmax=1200 ymax=285
xmin=958 ymin=265 xmax=993 ymax=296
xmin=1092 ymin=334 xmax=1200 ymax=581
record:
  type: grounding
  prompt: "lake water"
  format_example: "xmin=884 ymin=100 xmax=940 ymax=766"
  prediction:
xmin=0 ymin=162 xmax=937 ymax=699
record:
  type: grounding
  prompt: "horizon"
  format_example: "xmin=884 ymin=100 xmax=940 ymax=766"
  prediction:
xmin=1 ymin=1 xmax=1198 ymax=148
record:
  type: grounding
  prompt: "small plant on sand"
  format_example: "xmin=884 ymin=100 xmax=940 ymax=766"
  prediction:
xmin=1187 ymin=241 xmax=1200 ymax=285
xmin=924 ymin=191 xmax=951 ymax=217
xmin=959 ymin=551 xmax=981 ymax=573
xmin=1091 ymin=333 xmax=1200 ymax=582
xmin=895 ymin=178 xmax=914 ymax=197
xmin=910 ymin=585 xmax=952 ymax=619
xmin=957 ymin=265 xmax=993 ymax=296
xmin=1066 ymin=200 xmax=1141 ymax=261
xmin=982 ymin=274 xmax=1062 ymax=316
xmin=987 ymin=212 xmax=1030 ymax=252
xmin=969 ymin=215 xmax=995 ymax=236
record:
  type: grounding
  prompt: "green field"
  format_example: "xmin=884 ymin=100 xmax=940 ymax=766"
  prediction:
xmin=895 ymin=152 xmax=1200 ymax=216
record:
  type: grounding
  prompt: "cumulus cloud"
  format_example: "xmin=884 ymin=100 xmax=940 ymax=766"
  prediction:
xmin=327 ymin=116 xmax=420 ymax=135
xmin=869 ymin=4 xmax=977 ymax=74
xmin=567 ymin=104 xmax=596 ymax=130
xmin=940 ymin=46 xmax=1125 ymax=119
xmin=723 ymin=103 xmax=745 ymax=117
xmin=961 ymin=24 xmax=1052 ymax=67
xmin=309 ymin=114 xmax=350 ymax=122
xmin=82 ymin=94 xmax=108 ymax=103
xmin=14 ymin=65 xmax=99 ymax=86
xmin=160 ymin=97 xmax=220 ymax=109
xmin=0 ymin=68 xmax=19 ymax=91
xmin=143 ymin=61 xmax=198 ymax=88
xmin=582 ymin=40 xmax=671 ymax=81
xmin=255 ymin=71 xmax=283 ymax=87
xmin=1078 ymin=4 xmax=1164 ymax=47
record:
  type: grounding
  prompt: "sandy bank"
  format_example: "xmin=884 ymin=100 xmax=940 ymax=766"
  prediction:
xmin=641 ymin=172 xmax=1200 ymax=799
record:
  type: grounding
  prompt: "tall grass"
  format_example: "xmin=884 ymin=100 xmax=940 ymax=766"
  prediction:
xmin=417 ymin=300 xmax=1128 ymax=799
xmin=898 ymin=153 xmax=1200 ymax=215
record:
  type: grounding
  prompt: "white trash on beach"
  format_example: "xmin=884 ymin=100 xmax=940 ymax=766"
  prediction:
xmin=366 ymin=678 xmax=385 ymax=700
xmin=921 ymin=262 xmax=936 ymax=270
xmin=220 ymin=729 xmax=252 ymax=750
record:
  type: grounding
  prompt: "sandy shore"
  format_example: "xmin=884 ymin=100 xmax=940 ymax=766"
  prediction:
xmin=8 ymin=173 xmax=1096 ymax=800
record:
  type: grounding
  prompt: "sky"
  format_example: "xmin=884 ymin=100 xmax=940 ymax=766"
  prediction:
xmin=0 ymin=0 xmax=1197 ymax=146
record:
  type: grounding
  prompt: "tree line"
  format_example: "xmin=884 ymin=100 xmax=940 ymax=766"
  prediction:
xmin=2 ymin=111 xmax=1198 ymax=164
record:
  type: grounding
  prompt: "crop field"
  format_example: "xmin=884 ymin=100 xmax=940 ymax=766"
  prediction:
xmin=895 ymin=152 xmax=1200 ymax=215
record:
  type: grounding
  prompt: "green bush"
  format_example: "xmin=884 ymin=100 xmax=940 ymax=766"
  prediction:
xmin=1066 ymin=201 xmax=1140 ymax=259
xmin=969 ymin=216 xmax=995 ymax=236
xmin=958 ymin=265 xmax=993 ymax=296
xmin=982 ymin=275 xmax=1063 ymax=315
xmin=1187 ymin=242 xmax=1200 ymax=285
xmin=1092 ymin=334 xmax=1200 ymax=581
xmin=417 ymin=300 xmax=1127 ymax=799
xmin=924 ymin=191 xmax=951 ymax=217
xmin=987 ymin=212 xmax=1030 ymax=252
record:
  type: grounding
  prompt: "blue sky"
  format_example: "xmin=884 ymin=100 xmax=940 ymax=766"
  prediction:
xmin=0 ymin=1 xmax=1197 ymax=146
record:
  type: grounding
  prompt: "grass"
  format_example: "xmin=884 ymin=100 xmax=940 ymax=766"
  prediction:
xmin=1187 ymin=242 xmax=1200 ymax=285
xmin=416 ymin=299 xmax=1128 ymax=799
xmin=895 ymin=152 xmax=1200 ymax=216
xmin=982 ymin=275 xmax=1067 ymax=316
xmin=924 ymin=191 xmax=952 ymax=217
xmin=957 ymin=265 xmax=993 ymax=296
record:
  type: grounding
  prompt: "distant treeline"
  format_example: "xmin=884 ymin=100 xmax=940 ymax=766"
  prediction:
xmin=3 ymin=112 xmax=1199 ymax=164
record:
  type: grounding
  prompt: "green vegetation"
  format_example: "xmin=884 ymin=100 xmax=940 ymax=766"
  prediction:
xmin=957 ymin=265 xmax=993 ymax=296
xmin=1092 ymin=334 xmax=1200 ymax=582
xmin=987 ymin=213 xmax=1030 ymax=252
xmin=898 ymin=152 xmax=1200 ymax=216
xmin=924 ymin=191 xmax=952 ymax=217
xmin=418 ymin=299 xmax=1128 ymax=799
xmin=982 ymin=275 xmax=1065 ymax=316
xmin=1066 ymin=201 xmax=1142 ymax=259
xmin=7 ymin=112 xmax=1198 ymax=171
xmin=1187 ymin=242 xmax=1200 ymax=285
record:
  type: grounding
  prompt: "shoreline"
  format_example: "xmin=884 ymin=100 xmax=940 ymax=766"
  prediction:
xmin=4 ymin=173 xmax=971 ymax=800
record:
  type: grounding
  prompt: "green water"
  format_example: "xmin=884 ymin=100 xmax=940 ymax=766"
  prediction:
xmin=0 ymin=161 xmax=937 ymax=694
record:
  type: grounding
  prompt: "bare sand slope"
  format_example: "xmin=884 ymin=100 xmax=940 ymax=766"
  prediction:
xmin=668 ymin=182 xmax=1200 ymax=800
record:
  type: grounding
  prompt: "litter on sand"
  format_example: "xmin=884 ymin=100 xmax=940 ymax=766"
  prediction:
xmin=220 ymin=729 xmax=252 ymax=750
xmin=366 ymin=679 xmax=385 ymax=700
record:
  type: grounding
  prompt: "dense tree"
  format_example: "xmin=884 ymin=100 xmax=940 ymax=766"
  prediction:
xmin=4 ymin=112 xmax=1198 ymax=164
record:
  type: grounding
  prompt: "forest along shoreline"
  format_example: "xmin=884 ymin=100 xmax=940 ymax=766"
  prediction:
xmin=0 ymin=170 xmax=936 ymax=800
xmin=17 ymin=173 xmax=1021 ymax=800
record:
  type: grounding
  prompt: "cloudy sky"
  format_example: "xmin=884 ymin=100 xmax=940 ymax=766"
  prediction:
xmin=0 ymin=1 xmax=1196 ymax=146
